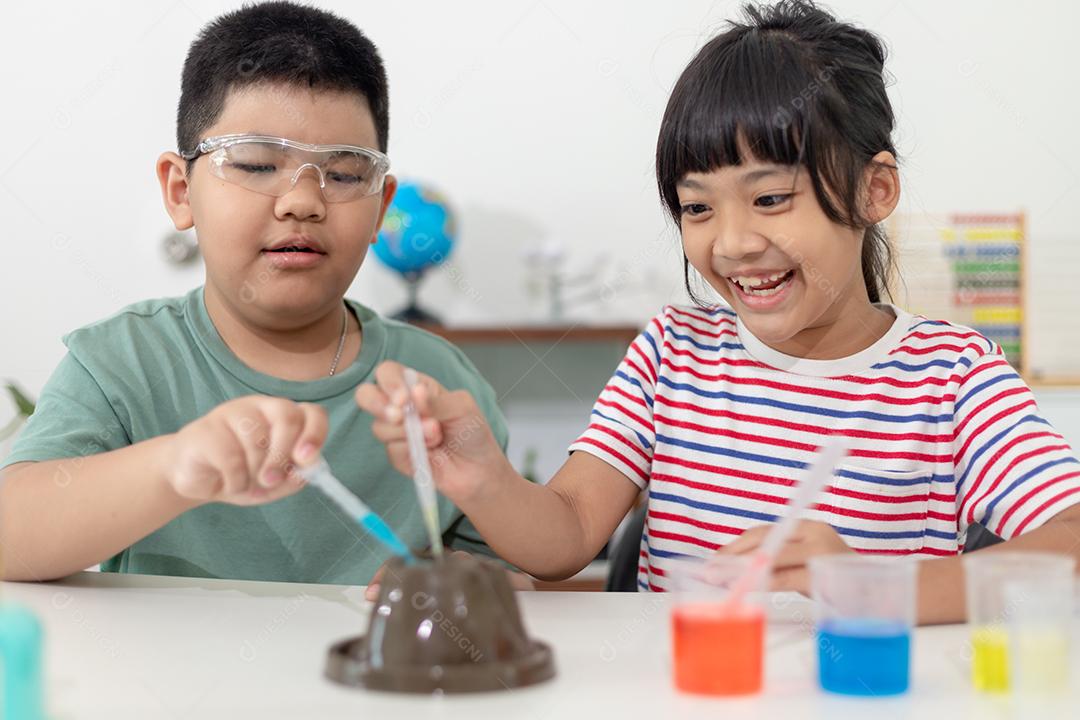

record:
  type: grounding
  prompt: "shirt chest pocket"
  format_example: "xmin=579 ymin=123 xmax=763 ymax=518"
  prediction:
xmin=810 ymin=464 xmax=935 ymax=554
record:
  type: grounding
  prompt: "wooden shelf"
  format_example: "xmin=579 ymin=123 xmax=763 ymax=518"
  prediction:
xmin=414 ymin=324 xmax=640 ymax=346
xmin=1026 ymin=376 xmax=1080 ymax=388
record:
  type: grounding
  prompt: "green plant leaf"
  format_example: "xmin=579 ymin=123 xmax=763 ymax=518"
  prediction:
xmin=4 ymin=382 xmax=36 ymax=417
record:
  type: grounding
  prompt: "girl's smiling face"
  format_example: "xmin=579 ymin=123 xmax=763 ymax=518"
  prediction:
xmin=676 ymin=154 xmax=899 ymax=359
xmin=653 ymin=3 xmax=904 ymax=361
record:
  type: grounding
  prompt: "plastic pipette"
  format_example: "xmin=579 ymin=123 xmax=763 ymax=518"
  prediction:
xmin=723 ymin=437 xmax=848 ymax=608
xmin=402 ymin=368 xmax=444 ymax=557
xmin=299 ymin=456 xmax=414 ymax=561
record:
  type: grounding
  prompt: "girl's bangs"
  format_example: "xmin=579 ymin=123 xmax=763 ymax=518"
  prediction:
xmin=658 ymin=32 xmax=826 ymax=183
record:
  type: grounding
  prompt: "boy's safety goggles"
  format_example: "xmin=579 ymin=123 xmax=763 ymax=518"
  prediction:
xmin=180 ymin=134 xmax=391 ymax=203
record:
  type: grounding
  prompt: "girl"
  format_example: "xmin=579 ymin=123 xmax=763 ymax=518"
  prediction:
xmin=357 ymin=0 xmax=1080 ymax=623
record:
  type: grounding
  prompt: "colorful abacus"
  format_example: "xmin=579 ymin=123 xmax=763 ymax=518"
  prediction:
xmin=891 ymin=211 xmax=1026 ymax=373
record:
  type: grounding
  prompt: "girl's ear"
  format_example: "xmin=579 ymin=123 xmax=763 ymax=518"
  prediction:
xmin=862 ymin=150 xmax=900 ymax=225
xmin=157 ymin=152 xmax=194 ymax=231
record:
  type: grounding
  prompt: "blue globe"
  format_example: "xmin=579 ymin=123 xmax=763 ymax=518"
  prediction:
xmin=374 ymin=182 xmax=456 ymax=276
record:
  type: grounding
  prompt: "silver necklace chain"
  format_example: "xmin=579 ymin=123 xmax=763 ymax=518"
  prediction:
xmin=328 ymin=305 xmax=348 ymax=376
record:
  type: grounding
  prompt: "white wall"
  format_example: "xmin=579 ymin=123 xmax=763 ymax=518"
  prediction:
xmin=2 ymin=1 xmax=1079 ymax=433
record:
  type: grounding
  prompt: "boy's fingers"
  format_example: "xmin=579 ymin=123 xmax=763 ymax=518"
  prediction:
xmin=213 ymin=428 xmax=255 ymax=497
xmin=258 ymin=474 xmax=307 ymax=503
xmin=293 ymin=402 xmax=328 ymax=466
xmin=258 ymin=400 xmax=305 ymax=487
xmin=225 ymin=409 xmax=272 ymax=484
xmin=364 ymin=583 xmax=381 ymax=601
xmin=172 ymin=454 xmax=220 ymax=500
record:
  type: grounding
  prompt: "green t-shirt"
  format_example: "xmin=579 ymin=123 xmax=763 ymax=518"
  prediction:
xmin=3 ymin=287 xmax=509 ymax=584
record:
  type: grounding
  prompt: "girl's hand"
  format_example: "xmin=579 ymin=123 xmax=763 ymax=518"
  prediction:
xmin=717 ymin=520 xmax=853 ymax=594
xmin=354 ymin=361 xmax=515 ymax=506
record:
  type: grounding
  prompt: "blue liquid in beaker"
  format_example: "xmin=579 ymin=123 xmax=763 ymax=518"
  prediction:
xmin=816 ymin=618 xmax=910 ymax=696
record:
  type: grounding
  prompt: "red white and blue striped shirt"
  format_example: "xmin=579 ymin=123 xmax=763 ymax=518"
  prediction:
xmin=569 ymin=304 xmax=1080 ymax=592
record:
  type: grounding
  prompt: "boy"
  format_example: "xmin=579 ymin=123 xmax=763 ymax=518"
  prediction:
xmin=0 ymin=2 xmax=510 ymax=586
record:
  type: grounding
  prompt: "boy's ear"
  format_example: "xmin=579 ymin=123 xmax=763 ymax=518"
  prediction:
xmin=369 ymin=174 xmax=398 ymax=245
xmin=863 ymin=150 xmax=900 ymax=225
xmin=157 ymin=152 xmax=194 ymax=231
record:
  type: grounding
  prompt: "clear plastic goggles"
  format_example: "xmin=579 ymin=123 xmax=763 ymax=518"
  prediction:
xmin=180 ymin=134 xmax=390 ymax=202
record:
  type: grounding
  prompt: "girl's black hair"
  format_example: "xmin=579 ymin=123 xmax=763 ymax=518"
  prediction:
xmin=656 ymin=0 xmax=897 ymax=304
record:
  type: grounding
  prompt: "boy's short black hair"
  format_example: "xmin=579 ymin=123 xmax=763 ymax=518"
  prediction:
xmin=177 ymin=1 xmax=389 ymax=157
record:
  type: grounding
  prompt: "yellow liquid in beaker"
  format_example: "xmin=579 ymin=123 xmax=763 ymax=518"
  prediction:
xmin=971 ymin=626 xmax=1010 ymax=692
xmin=1014 ymin=629 xmax=1069 ymax=693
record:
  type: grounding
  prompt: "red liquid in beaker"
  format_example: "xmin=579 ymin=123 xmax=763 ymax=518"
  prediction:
xmin=672 ymin=603 xmax=765 ymax=695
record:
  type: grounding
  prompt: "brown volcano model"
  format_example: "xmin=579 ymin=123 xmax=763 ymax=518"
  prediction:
xmin=326 ymin=553 xmax=556 ymax=693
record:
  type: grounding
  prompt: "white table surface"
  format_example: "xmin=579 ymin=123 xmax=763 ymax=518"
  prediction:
xmin=3 ymin=572 xmax=1076 ymax=719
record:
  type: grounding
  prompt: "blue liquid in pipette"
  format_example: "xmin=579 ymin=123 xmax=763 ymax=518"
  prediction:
xmin=359 ymin=513 xmax=415 ymax=563
xmin=300 ymin=456 xmax=416 ymax=564
xmin=816 ymin=619 xmax=910 ymax=696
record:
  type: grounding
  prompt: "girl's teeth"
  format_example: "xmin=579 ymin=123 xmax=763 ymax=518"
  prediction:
xmin=746 ymin=283 xmax=784 ymax=296
xmin=731 ymin=271 xmax=790 ymax=289
xmin=734 ymin=272 xmax=793 ymax=297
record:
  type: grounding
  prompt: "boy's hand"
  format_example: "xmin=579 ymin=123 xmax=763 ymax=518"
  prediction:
xmin=717 ymin=520 xmax=853 ymax=594
xmin=164 ymin=396 xmax=328 ymax=506
xmin=364 ymin=550 xmax=536 ymax=601
xmin=354 ymin=361 xmax=513 ymax=505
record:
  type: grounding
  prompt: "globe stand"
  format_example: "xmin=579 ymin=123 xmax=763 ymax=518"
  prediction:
xmin=392 ymin=271 xmax=442 ymax=325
